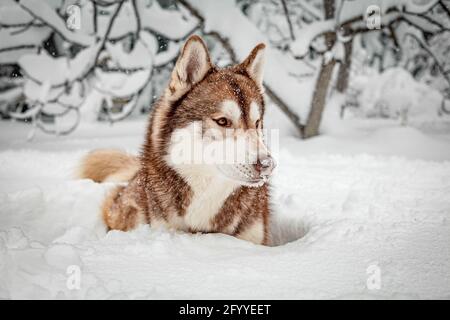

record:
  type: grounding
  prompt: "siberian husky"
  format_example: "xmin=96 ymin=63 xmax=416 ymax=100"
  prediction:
xmin=79 ymin=35 xmax=275 ymax=245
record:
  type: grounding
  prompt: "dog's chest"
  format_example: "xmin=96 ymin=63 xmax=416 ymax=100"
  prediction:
xmin=181 ymin=176 xmax=237 ymax=232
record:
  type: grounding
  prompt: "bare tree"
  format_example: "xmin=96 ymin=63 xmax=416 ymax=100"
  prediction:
xmin=303 ymin=0 xmax=336 ymax=139
xmin=335 ymin=25 xmax=353 ymax=93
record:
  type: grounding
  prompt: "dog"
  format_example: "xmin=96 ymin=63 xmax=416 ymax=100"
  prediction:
xmin=79 ymin=35 xmax=275 ymax=245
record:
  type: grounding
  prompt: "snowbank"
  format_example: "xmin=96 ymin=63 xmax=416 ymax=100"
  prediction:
xmin=1 ymin=115 xmax=450 ymax=299
xmin=359 ymin=68 xmax=443 ymax=121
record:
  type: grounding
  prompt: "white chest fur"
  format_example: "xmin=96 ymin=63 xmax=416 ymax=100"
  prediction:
xmin=165 ymin=122 xmax=239 ymax=231
xmin=183 ymin=173 xmax=237 ymax=231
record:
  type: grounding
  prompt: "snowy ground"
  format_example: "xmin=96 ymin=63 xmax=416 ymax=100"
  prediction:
xmin=1 ymin=106 xmax=450 ymax=299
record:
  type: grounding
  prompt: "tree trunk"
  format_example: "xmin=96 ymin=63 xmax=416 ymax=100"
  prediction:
xmin=302 ymin=0 xmax=336 ymax=139
xmin=281 ymin=0 xmax=295 ymax=41
xmin=336 ymin=28 xmax=353 ymax=93
xmin=303 ymin=58 xmax=336 ymax=138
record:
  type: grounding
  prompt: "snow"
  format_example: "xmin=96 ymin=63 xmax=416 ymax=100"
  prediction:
xmin=105 ymin=40 xmax=154 ymax=70
xmin=0 ymin=87 xmax=22 ymax=105
xmin=93 ymin=69 xmax=150 ymax=97
xmin=290 ymin=19 xmax=335 ymax=57
xmin=137 ymin=1 xmax=198 ymax=40
xmin=154 ymin=42 xmax=181 ymax=67
xmin=1 ymin=108 xmax=450 ymax=299
xmin=0 ymin=27 xmax=51 ymax=54
xmin=19 ymin=45 xmax=99 ymax=87
xmin=0 ymin=1 xmax=34 ymax=26
xmin=1 ymin=0 xmax=449 ymax=300
xmin=359 ymin=67 xmax=443 ymax=120
xmin=0 ymin=47 xmax=40 ymax=65
xmin=339 ymin=0 xmax=439 ymax=22
xmin=101 ymin=1 xmax=197 ymax=41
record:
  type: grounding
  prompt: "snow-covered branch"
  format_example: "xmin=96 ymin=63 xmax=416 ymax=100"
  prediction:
xmin=0 ymin=0 xmax=198 ymax=135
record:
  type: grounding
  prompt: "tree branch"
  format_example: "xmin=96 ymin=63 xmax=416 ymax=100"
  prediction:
xmin=0 ymin=44 xmax=37 ymax=53
xmin=439 ymin=0 xmax=450 ymax=17
xmin=131 ymin=0 xmax=141 ymax=42
xmin=403 ymin=32 xmax=450 ymax=88
xmin=281 ymin=0 xmax=295 ymax=41
xmin=20 ymin=0 xmax=125 ymax=90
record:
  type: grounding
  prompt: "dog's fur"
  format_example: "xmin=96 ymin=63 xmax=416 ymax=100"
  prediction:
xmin=79 ymin=35 xmax=274 ymax=245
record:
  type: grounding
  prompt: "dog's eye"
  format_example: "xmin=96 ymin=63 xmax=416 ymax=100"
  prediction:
xmin=215 ymin=117 xmax=231 ymax=127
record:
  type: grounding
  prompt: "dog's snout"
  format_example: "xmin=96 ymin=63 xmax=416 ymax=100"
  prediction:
xmin=254 ymin=156 xmax=275 ymax=176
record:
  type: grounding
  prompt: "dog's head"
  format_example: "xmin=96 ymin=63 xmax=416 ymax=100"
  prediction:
xmin=160 ymin=35 xmax=275 ymax=187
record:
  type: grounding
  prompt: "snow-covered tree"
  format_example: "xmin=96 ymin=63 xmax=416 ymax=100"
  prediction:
xmin=1 ymin=0 xmax=449 ymax=137
xmin=288 ymin=0 xmax=450 ymax=137
xmin=0 ymin=0 xmax=196 ymax=135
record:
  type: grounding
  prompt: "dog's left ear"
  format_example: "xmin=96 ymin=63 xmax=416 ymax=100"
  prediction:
xmin=240 ymin=43 xmax=266 ymax=89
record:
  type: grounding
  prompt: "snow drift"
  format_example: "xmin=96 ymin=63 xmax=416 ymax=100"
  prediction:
xmin=1 ymin=116 xmax=449 ymax=299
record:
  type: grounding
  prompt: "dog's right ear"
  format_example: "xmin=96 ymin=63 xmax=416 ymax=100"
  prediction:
xmin=167 ymin=35 xmax=212 ymax=100
xmin=240 ymin=43 xmax=266 ymax=90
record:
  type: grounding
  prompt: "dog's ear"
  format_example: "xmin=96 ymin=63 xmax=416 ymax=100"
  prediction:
xmin=240 ymin=43 xmax=266 ymax=89
xmin=168 ymin=35 xmax=212 ymax=99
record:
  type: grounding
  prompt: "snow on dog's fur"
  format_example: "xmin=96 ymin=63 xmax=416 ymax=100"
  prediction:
xmin=79 ymin=35 xmax=275 ymax=245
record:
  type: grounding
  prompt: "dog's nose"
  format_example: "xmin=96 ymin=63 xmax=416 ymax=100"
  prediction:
xmin=254 ymin=156 xmax=275 ymax=177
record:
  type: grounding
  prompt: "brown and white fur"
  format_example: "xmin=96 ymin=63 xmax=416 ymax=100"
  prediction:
xmin=79 ymin=35 xmax=275 ymax=245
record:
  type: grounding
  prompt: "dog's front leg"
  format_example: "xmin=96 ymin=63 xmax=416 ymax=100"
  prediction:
xmin=102 ymin=181 xmax=148 ymax=231
xmin=235 ymin=219 xmax=267 ymax=245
